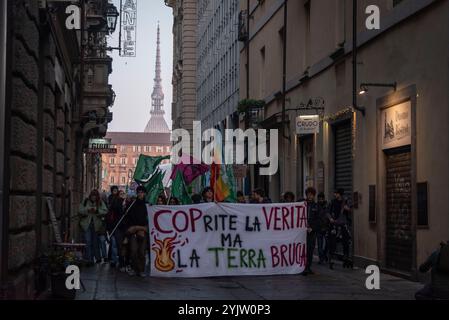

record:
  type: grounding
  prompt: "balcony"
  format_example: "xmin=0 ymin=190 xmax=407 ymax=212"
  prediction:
xmin=238 ymin=10 xmax=248 ymax=42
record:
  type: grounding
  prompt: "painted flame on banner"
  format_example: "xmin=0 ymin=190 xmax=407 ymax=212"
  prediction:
xmin=152 ymin=234 xmax=180 ymax=272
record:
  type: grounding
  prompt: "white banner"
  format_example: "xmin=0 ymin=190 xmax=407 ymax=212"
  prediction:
xmin=147 ymin=202 xmax=308 ymax=278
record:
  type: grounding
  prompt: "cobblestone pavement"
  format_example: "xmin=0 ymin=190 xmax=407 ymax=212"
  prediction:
xmin=74 ymin=259 xmax=423 ymax=300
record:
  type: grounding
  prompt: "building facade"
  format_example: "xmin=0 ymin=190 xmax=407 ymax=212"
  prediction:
xmin=165 ymin=0 xmax=197 ymax=135
xmin=0 ymin=0 xmax=115 ymax=299
xmin=239 ymin=0 xmax=449 ymax=278
xmin=196 ymin=0 xmax=240 ymax=131
xmin=101 ymin=132 xmax=172 ymax=192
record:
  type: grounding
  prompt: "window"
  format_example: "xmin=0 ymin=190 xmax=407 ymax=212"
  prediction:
xmin=121 ymin=176 xmax=126 ymax=185
xmin=110 ymin=176 xmax=115 ymax=184
xmin=110 ymin=157 xmax=115 ymax=165
xmin=121 ymin=157 xmax=126 ymax=165
xmin=137 ymin=146 xmax=141 ymax=153
xmin=133 ymin=146 xmax=137 ymax=152
xmin=166 ymin=146 xmax=170 ymax=153
xmin=133 ymin=157 xmax=138 ymax=165
xmin=120 ymin=145 xmax=126 ymax=152
xmin=156 ymin=146 xmax=163 ymax=153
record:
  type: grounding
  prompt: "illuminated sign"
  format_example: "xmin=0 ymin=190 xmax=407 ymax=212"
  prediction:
xmin=296 ymin=115 xmax=320 ymax=135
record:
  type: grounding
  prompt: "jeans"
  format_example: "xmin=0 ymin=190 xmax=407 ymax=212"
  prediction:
xmin=98 ymin=234 xmax=107 ymax=260
xmin=83 ymin=222 xmax=100 ymax=263
xmin=317 ymin=231 xmax=327 ymax=263
xmin=306 ymin=231 xmax=317 ymax=271
xmin=129 ymin=233 xmax=148 ymax=274
xmin=109 ymin=229 xmax=124 ymax=266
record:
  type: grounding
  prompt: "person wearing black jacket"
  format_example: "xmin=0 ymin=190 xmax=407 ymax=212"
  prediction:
xmin=302 ymin=187 xmax=321 ymax=276
xmin=125 ymin=186 xmax=149 ymax=277
xmin=328 ymin=189 xmax=352 ymax=269
xmin=106 ymin=190 xmax=125 ymax=268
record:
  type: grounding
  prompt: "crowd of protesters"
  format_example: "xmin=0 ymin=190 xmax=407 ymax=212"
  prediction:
xmin=78 ymin=183 xmax=355 ymax=278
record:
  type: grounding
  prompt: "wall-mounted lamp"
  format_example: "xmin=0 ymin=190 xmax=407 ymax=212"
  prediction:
xmin=359 ymin=82 xmax=397 ymax=95
xmin=106 ymin=3 xmax=120 ymax=34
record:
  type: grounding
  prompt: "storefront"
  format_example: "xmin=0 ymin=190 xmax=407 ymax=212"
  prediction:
xmin=333 ymin=119 xmax=353 ymax=201
xmin=377 ymin=86 xmax=417 ymax=274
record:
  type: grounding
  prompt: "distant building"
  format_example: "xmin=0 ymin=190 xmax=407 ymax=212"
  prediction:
xmin=165 ymin=0 xmax=197 ymax=136
xmin=101 ymin=132 xmax=171 ymax=192
xmin=145 ymin=23 xmax=170 ymax=134
xmin=197 ymin=0 xmax=240 ymax=131
xmin=102 ymin=25 xmax=172 ymax=193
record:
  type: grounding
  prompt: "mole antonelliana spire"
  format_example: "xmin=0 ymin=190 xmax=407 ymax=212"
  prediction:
xmin=144 ymin=22 xmax=170 ymax=133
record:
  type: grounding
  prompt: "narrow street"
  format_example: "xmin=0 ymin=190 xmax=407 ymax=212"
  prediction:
xmin=76 ymin=260 xmax=422 ymax=300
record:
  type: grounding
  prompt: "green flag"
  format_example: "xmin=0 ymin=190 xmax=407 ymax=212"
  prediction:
xmin=133 ymin=155 xmax=170 ymax=183
xmin=144 ymin=170 xmax=165 ymax=205
xmin=224 ymin=165 xmax=237 ymax=202
xmin=171 ymin=170 xmax=192 ymax=205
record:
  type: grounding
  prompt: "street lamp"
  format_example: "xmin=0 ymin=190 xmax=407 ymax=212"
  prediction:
xmin=106 ymin=3 xmax=119 ymax=34
xmin=359 ymin=82 xmax=397 ymax=95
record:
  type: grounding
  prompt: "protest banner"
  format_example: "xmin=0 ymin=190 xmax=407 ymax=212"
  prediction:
xmin=147 ymin=202 xmax=308 ymax=278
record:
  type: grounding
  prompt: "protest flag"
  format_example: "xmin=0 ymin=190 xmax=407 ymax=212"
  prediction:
xmin=144 ymin=169 xmax=165 ymax=205
xmin=133 ymin=155 xmax=170 ymax=183
xmin=171 ymin=170 xmax=192 ymax=205
xmin=170 ymin=154 xmax=209 ymax=186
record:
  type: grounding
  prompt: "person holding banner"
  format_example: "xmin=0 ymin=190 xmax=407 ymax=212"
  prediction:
xmin=250 ymin=189 xmax=272 ymax=204
xmin=125 ymin=186 xmax=149 ymax=277
xmin=303 ymin=187 xmax=321 ymax=276
xmin=202 ymin=187 xmax=214 ymax=203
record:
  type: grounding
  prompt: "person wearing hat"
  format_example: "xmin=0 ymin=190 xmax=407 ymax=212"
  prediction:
xmin=125 ymin=185 xmax=149 ymax=277
xmin=328 ymin=188 xmax=352 ymax=269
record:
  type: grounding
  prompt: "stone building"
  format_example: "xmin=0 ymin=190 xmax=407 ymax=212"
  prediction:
xmin=239 ymin=0 xmax=448 ymax=278
xmin=196 ymin=0 xmax=240 ymax=131
xmin=165 ymin=0 xmax=197 ymax=135
xmin=0 ymin=0 xmax=115 ymax=299
xmin=101 ymin=132 xmax=172 ymax=192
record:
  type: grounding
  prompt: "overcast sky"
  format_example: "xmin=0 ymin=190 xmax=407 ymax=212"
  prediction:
xmin=107 ymin=0 xmax=173 ymax=132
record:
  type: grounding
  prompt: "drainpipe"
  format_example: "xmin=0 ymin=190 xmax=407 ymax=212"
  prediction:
xmin=246 ymin=0 xmax=250 ymax=100
xmin=281 ymin=0 xmax=289 ymax=198
xmin=0 ymin=0 xmax=8 ymax=287
xmin=352 ymin=0 xmax=365 ymax=116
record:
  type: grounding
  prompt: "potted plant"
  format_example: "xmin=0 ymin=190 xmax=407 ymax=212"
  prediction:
xmin=238 ymin=99 xmax=266 ymax=114
xmin=238 ymin=99 xmax=266 ymax=128
xmin=47 ymin=248 xmax=83 ymax=300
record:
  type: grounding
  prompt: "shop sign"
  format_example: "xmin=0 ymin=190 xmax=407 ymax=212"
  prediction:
xmin=296 ymin=115 xmax=320 ymax=135
xmin=87 ymin=138 xmax=117 ymax=154
xmin=381 ymin=101 xmax=411 ymax=150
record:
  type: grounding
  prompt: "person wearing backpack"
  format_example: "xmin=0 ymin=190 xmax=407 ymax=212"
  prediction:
xmin=415 ymin=241 xmax=449 ymax=300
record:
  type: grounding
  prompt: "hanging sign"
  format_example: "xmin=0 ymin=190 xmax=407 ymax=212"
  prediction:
xmin=296 ymin=115 xmax=320 ymax=135
xmin=87 ymin=138 xmax=117 ymax=154
xmin=381 ymin=101 xmax=411 ymax=150
xmin=120 ymin=0 xmax=137 ymax=57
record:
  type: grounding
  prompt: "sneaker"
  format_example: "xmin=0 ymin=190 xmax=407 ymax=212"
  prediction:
xmin=119 ymin=267 xmax=126 ymax=273
xmin=138 ymin=272 xmax=147 ymax=278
